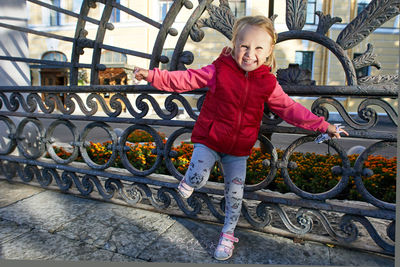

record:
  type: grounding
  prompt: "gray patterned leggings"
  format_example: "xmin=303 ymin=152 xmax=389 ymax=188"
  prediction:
xmin=183 ymin=143 xmax=248 ymax=234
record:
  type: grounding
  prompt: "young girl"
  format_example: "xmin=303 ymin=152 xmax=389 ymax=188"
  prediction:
xmin=134 ymin=15 xmax=348 ymax=260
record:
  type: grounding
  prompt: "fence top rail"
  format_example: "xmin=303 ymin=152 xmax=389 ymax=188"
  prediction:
xmin=0 ymin=85 xmax=396 ymax=97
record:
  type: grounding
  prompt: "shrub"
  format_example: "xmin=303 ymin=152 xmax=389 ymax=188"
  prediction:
xmin=126 ymin=130 xmax=166 ymax=143
xmin=46 ymin=133 xmax=396 ymax=203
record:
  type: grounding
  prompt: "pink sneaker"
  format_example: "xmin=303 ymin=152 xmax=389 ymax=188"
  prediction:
xmin=214 ymin=232 xmax=239 ymax=260
xmin=177 ymin=179 xmax=194 ymax=199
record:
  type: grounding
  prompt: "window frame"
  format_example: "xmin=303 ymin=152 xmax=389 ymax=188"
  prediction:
xmin=109 ymin=0 xmax=121 ymax=23
xmin=295 ymin=51 xmax=314 ymax=74
xmin=305 ymin=0 xmax=317 ymax=25
xmin=100 ymin=51 xmax=127 ymax=64
xmin=159 ymin=0 xmax=174 ymax=22
xmin=228 ymin=0 xmax=246 ymax=18
xmin=42 ymin=51 xmax=68 ymax=62
xmin=49 ymin=0 xmax=61 ymax=26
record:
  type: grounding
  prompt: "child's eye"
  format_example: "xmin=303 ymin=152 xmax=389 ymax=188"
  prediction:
xmin=240 ymin=45 xmax=248 ymax=49
xmin=256 ymin=47 xmax=263 ymax=50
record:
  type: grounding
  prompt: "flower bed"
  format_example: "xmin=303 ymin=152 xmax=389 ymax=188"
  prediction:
xmin=47 ymin=130 xmax=396 ymax=203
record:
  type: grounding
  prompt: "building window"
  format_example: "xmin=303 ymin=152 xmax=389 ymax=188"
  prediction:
xmin=160 ymin=48 xmax=174 ymax=70
xmin=306 ymin=0 xmax=316 ymax=24
xmin=357 ymin=0 xmax=370 ymax=15
xmin=229 ymin=0 xmax=246 ymax=18
xmin=42 ymin=51 xmax=67 ymax=62
xmin=110 ymin=0 xmax=120 ymax=23
xmin=159 ymin=0 xmax=173 ymax=21
xmin=295 ymin=51 xmax=314 ymax=72
xmin=72 ymin=0 xmax=83 ymax=13
xmin=354 ymin=53 xmax=371 ymax=78
xmin=100 ymin=51 xmax=127 ymax=64
xmin=50 ymin=0 xmax=61 ymax=26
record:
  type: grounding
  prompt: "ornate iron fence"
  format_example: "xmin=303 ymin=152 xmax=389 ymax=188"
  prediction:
xmin=0 ymin=0 xmax=397 ymax=256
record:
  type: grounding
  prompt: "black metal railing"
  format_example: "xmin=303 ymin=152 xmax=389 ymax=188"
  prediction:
xmin=0 ymin=0 xmax=397 ymax=256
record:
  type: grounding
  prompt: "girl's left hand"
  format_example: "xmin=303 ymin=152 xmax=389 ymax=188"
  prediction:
xmin=327 ymin=124 xmax=349 ymax=139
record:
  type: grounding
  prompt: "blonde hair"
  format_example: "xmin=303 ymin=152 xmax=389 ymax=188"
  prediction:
xmin=231 ymin=16 xmax=277 ymax=72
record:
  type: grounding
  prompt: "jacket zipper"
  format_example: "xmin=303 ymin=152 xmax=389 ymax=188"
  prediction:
xmin=228 ymin=72 xmax=249 ymax=153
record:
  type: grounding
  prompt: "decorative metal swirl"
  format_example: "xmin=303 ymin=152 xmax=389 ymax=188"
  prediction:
xmin=37 ymin=166 xmax=54 ymax=187
xmin=352 ymin=43 xmax=381 ymax=71
xmin=79 ymin=121 xmax=118 ymax=170
xmin=353 ymin=141 xmax=396 ymax=210
xmin=194 ymin=0 xmax=235 ymax=40
xmin=175 ymin=50 xmax=195 ymax=70
xmin=240 ymin=201 xmax=273 ymax=230
xmin=163 ymin=127 xmax=193 ymax=180
xmin=45 ymin=119 xmax=80 ymax=164
xmin=128 ymin=183 xmax=176 ymax=210
xmin=165 ymin=94 xmax=199 ymax=120
xmin=0 ymin=161 xmax=18 ymax=181
xmin=297 ymin=208 xmax=358 ymax=243
xmin=387 ymin=221 xmax=395 ymax=241
xmin=338 ymin=214 xmax=359 ymax=242
xmin=10 ymin=93 xmax=29 ymax=112
xmin=190 ymin=192 xmax=225 ymax=222
xmin=311 ymin=97 xmax=378 ymax=129
xmin=56 ymin=170 xmax=74 ymax=191
xmin=276 ymin=63 xmax=316 ymax=85
xmin=169 ymin=0 xmax=212 ymax=70
xmin=278 ymin=31 xmax=358 ymax=85
xmin=63 ymin=93 xmax=89 ymax=115
xmin=0 ymin=115 xmax=17 ymax=155
xmin=0 ymin=92 xmax=19 ymax=111
xmin=16 ymin=118 xmax=46 ymax=159
xmin=134 ymin=93 xmax=199 ymax=120
xmin=155 ymin=187 xmax=183 ymax=211
xmin=86 ymin=93 xmax=123 ymax=117
xmin=340 ymin=215 xmax=394 ymax=253
xmin=286 ymin=0 xmax=307 ymax=31
xmin=69 ymin=172 xmax=116 ymax=198
xmin=336 ymin=0 xmax=400 ymax=50
xmin=358 ymin=74 xmax=399 ymax=85
xmin=244 ymin=134 xmax=278 ymax=191
xmin=118 ymin=182 xmax=147 ymax=205
xmin=16 ymin=164 xmax=36 ymax=183
xmin=315 ymin=11 xmax=342 ymax=35
xmin=270 ymin=204 xmax=313 ymax=234
xmin=118 ymin=124 xmax=164 ymax=176
xmin=0 ymin=158 xmax=395 ymax=253
xmin=358 ymin=98 xmax=398 ymax=126
xmin=280 ymin=136 xmax=350 ymax=200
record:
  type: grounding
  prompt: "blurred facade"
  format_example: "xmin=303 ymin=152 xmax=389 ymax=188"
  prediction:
xmin=26 ymin=0 xmax=399 ymax=115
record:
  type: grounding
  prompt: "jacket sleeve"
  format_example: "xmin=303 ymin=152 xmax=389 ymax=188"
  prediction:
xmin=266 ymin=82 xmax=330 ymax=133
xmin=147 ymin=65 xmax=216 ymax=93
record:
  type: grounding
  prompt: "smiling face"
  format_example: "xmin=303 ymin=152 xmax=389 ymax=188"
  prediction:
xmin=233 ymin=24 xmax=274 ymax=72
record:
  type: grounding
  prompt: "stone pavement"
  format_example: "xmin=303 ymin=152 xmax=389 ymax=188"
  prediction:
xmin=0 ymin=179 xmax=395 ymax=266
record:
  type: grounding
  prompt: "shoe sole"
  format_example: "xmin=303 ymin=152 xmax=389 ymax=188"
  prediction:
xmin=214 ymin=254 xmax=231 ymax=261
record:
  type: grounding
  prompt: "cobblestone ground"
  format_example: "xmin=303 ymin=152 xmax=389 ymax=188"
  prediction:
xmin=0 ymin=179 xmax=394 ymax=266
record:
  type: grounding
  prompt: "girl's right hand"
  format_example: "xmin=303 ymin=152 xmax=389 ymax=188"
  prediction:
xmin=326 ymin=123 xmax=348 ymax=139
xmin=134 ymin=67 xmax=149 ymax=81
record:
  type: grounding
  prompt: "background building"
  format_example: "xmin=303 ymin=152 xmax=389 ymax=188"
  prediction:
xmin=24 ymin=0 xmax=399 ymax=117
